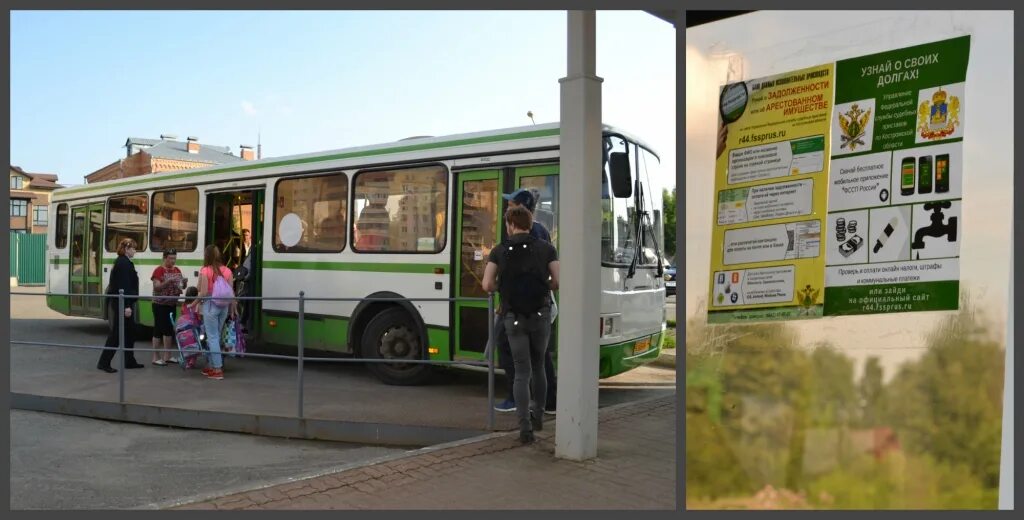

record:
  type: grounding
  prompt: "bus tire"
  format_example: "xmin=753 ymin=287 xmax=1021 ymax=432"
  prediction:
xmin=361 ymin=307 xmax=432 ymax=386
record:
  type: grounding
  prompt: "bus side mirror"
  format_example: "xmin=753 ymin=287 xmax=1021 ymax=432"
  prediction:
xmin=609 ymin=152 xmax=632 ymax=198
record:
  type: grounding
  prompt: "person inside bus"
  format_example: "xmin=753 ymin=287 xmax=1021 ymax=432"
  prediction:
xmin=236 ymin=248 xmax=254 ymax=332
xmin=355 ymin=197 xmax=390 ymax=251
xmin=214 ymin=205 xmax=243 ymax=268
xmin=240 ymin=229 xmax=253 ymax=264
xmin=97 ymin=238 xmax=145 ymax=373
xmin=318 ymin=211 xmax=344 ymax=245
xmin=151 ymin=228 xmax=170 ymax=251
xmin=493 ymin=189 xmax=558 ymax=415
xmin=482 ymin=205 xmax=559 ymax=444
xmin=233 ymin=226 xmax=253 ymax=301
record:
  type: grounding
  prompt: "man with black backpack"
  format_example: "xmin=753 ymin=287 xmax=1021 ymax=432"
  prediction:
xmin=492 ymin=188 xmax=559 ymax=416
xmin=483 ymin=206 xmax=560 ymax=444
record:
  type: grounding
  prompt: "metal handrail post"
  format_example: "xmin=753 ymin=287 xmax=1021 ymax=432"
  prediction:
xmin=487 ymin=292 xmax=495 ymax=431
xmin=297 ymin=291 xmax=305 ymax=419
xmin=118 ymin=290 xmax=125 ymax=403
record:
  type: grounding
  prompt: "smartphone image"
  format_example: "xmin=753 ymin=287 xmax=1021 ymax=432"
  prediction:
xmin=918 ymin=156 xmax=933 ymax=194
xmin=901 ymin=157 xmax=916 ymax=196
xmin=935 ymin=153 xmax=950 ymax=193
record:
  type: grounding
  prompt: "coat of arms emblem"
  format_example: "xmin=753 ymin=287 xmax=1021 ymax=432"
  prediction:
xmin=918 ymin=87 xmax=961 ymax=140
xmin=797 ymin=284 xmax=820 ymax=316
xmin=838 ymin=104 xmax=872 ymax=151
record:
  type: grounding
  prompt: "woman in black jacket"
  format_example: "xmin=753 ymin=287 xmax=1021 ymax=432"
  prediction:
xmin=97 ymin=238 xmax=145 ymax=372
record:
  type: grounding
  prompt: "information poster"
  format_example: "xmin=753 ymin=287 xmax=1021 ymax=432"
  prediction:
xmin=707 ymin=63 xmax=833 ymax=323
xmin=707 ymin=36 xmax=969 ymax=323
xmin=824 ymin=36 xmax=968 ymax=315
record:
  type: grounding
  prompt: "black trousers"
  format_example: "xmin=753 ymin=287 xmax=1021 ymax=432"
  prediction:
xmin=98 ymin=305 xmax=139 ymax=368
xmin=496 ymin=315 xmax=557 ymax=408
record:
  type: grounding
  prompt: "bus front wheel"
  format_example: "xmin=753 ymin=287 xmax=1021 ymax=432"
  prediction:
xmin=361 ymin=307 xmax=432 ymax=386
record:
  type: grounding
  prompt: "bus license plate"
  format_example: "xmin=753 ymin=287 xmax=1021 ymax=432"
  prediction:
xmin=633 ymin=338 xmax=651 ymax=355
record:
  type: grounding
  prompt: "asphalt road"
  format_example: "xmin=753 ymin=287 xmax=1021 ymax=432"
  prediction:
xmin=10 ymin=409 xmax=403 ymax=510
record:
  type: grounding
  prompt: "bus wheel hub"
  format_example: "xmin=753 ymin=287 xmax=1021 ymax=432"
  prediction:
xmin=381 ymin=326 xmax=417 ymax=359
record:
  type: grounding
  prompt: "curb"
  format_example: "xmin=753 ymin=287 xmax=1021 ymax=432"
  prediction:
xmin=652 ymin=349 xmax=676 ymax=369
xmin=11 ymin=393 xmax=486 ymax=448
xmin=145 ymin=431 xmax=512 ymax=510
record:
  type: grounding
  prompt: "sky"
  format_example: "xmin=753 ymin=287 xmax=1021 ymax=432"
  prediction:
xmin=686 ymin=11 xmax=1013 ymax=381
xmin=10 ymin=11 xmax=675 ymax=189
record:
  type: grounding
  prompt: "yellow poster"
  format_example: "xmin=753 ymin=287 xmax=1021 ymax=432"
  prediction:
xmin=707 ymin=63 xmax=833 ymax=323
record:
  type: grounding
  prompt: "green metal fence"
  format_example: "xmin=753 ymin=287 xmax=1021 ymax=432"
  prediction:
xmin=10 ymin=232 xmax=47 ymax=286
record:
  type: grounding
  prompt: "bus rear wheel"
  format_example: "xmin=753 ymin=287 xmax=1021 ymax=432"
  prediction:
xmin=361 ymin=307 xmax=432 ymax=386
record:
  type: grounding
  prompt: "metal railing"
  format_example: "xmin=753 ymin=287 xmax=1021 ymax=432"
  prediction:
xmin=11 ymin=290 xmax=498 ymax=430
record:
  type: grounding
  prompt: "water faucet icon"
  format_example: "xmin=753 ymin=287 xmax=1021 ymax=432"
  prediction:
xmin=911 ymin=201 xmax=957 ymax=250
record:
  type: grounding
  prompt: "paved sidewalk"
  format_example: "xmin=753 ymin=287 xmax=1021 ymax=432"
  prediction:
xmin=174 ymin=395 xmax=676 ymax=510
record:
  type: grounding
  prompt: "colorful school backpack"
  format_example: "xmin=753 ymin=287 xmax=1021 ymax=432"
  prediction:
xmin=175 ymin=308 xmax=204 ymax=369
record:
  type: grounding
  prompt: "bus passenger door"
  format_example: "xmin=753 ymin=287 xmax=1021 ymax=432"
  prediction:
xmin=204 ymin=190 xmax=263 ymax=336
xmin=514 ymin=165 xmax=559 ymax=249
xmin=452 ymin=170 xmax=502 ymax=361
xmin=514 ymin=165 xmax=560 ymax=358
xmin=69 ymin=203 xmax=105 ymax=318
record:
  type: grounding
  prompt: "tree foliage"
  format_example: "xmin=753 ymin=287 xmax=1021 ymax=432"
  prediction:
xmin=662 ymin=187 xmax=676 ymax=260
xmin=686 ymin=293 xmax=1005 ymax=509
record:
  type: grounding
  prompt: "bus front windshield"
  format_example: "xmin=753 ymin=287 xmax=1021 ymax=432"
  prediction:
xmin=601 ymin=136 xmax=664 ymax=270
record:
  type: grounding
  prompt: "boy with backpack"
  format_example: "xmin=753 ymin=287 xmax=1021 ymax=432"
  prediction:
xmin=482 ymin=205 xmax=560 ymax=444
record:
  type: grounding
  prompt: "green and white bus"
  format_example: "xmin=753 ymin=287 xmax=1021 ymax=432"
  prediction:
xmin=46 ymin=123 xmax=668 ymax=385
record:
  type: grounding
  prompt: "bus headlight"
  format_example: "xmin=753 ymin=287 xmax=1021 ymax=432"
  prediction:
xmin=599 ymin=314 xmax=619 ymax=338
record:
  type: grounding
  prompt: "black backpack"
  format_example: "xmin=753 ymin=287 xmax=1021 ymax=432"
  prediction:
xmin=499 ymin=236 xmax=550 ymax=318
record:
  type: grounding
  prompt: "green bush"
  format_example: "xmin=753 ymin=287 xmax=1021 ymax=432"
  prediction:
xmin=807 ymin=453 xmax=996 ymax=509
xmin=663 ymin=331 xmax=676 ymax=349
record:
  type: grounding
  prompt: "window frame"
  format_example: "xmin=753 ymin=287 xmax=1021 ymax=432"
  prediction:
xmin=55 ymin=203 xmax=69 ymax=248
xmin=105 ymin=192 xmax=150 ymax=252
xmin=149 ymin=187 xmax=200 ymax=253
xmin=349 ymin=162 xmax=450 ymax=255
xmin=600 ymin=136 xmax=663 ymax=270
xmin=271 ymin=170 xmax=350 ymax=254
xmin=10 ymin=199 xmax=28 ymax=217
xmin=10 ymin=175 xmax=24 ymax=189
xmin=33 ymin=205 xmax=48 ymax=225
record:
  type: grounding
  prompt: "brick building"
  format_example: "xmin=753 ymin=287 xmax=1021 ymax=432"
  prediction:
xmin=9 ymin=165 xmax=62 ymax=234
xmin=84 ymin=134 xmax=254 ymax=184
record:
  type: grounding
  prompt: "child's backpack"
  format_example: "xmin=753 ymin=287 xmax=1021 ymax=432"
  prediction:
xmin=174 ymin=309 xmax=204 ymax=369
xmin=177 ymin=306 xmax=201 ymax=328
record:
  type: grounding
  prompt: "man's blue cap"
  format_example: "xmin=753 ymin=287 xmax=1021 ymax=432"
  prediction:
xmin=502 ymin=188 xmax=535 ymax=211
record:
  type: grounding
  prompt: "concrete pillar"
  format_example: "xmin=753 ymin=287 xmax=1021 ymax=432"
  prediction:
xmin=555 ymin=10 xmax=603 ymax=461
xmin=999 ymin=225 xmax=1013 ymax=510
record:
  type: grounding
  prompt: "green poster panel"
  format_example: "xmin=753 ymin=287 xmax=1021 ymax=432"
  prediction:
xmin=824 ymin=36 xmax=969 ymax=317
